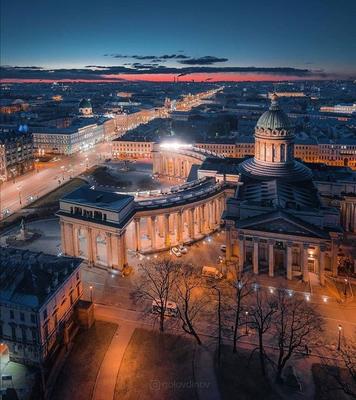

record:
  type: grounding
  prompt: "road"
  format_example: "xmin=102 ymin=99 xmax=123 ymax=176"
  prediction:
xmin=0 ymin=142 xmax=112 ymax=218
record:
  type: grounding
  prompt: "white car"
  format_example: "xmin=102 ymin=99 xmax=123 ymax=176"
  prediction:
xmin=171 ymin=247 xmax=182 ymax=257
xmin=220 ymin=245 xmax=227 ymax=252
xmin=178 ymin=245 xmax=188 ymax=254
xmin=202 ymin=266 xmax=223 ymax=280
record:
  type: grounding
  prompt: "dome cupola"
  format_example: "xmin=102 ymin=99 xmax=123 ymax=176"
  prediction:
xmin=239 ymin=94 xmax=312 ymax=182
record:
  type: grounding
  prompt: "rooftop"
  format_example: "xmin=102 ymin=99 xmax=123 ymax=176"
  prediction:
xmin=61 ymin=185 xmax=134 ymax=212
xmin=0 ymin=248 xmax=81 ymax=309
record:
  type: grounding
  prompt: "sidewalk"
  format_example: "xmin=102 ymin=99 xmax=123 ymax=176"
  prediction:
xmin=92 ymin=323 xmax=135 ymax=400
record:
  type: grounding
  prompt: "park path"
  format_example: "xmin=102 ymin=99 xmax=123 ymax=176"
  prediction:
xmin=194 ymin=345 xmax=221 ymax=400
xmin=92 ymin=322 xmax=135 ymax=400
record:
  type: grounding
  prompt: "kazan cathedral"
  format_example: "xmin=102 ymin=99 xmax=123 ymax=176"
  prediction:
xmin=224 ymin=94 xmax=342 ymax=285
xmin=58 ymin=95 xmax=355 ymax=287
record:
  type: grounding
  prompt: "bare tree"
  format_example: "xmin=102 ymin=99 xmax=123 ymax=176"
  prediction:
xmin=227 ymin=269 xmax=254 ymax=353
xmin=273 ymin=289 xmax=323 ymax=382
xmin=321 ymin=341 xmax=356 ymax=399
xmin=133 ymin=259 xmax=179 ymax=332
xmin=249 ymin=287 xmax=277 ymax=376
xmin=174 ymin=266 xmax=208 ymax=345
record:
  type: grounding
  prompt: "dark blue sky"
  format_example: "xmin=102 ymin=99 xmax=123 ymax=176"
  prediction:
xmin=1 ymin=0 xmax=355 ymax=75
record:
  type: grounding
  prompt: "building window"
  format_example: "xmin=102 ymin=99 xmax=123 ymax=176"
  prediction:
xmin=20 ymin=312 xmax=25 ymax=322
xmin=31 ymin=314 xmax=36 ymax=324
xmin=10 ymin=310 xmax=14 ymax=319
xmin=43 ymin=308 xmax=48 ymax=320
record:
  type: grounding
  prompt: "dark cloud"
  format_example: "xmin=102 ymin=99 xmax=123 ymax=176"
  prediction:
xmin=105 ymin=53 xmax=190 ymax=61
xmin=179 ymin=56 xmax=228 ymax=65
xmin=1 ymin=65 xmax=342 ymax=81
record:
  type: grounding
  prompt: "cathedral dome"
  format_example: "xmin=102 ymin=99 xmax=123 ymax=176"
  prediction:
xmin=238 ymin=94 xmax=312 ymax=182
xmin=79 ymin=98 xmax=92 ymax=109
xmin=256 ymin=94 xmax=292 ymax=133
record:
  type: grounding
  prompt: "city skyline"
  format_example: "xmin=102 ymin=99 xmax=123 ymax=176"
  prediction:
xmin=1 ymin=0 xmax=356 ymax=82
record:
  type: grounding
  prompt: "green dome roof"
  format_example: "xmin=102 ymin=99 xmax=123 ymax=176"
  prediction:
xmin=79 ymin=98 xmax=92 ymax=109
xmin=256 ymin=94 xmax=291 ymax=131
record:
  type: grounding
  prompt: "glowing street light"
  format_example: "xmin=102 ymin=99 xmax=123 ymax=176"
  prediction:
xmin=89 ymin=285 xmax=93 ymax=303
xmin=344 ymin=278 xmax=348 ymax=297
xmin=245 ymin=311 xmax=249 ymax=335
xmin=337 ymin=324 xmax=342 ymax=351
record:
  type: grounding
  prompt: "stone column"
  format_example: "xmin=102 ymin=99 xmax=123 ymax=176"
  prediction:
xmin=319 ymin=244 xmax=326 ymax=286
xmin=147 ymin=216 xmax=152 ymax=240
xmin=164 ymin=214 xmax=170 ymax=248
xmin=253 ymin=237 xmax=259 ymax=274
xmin=106 ymin=232 xmax=112 ymax=268
xmin=202 ymin=204 xmax=209 ymax=233
xmin=302 ymin=243 xmax=309 ymax=282
xmin=197 ymin=206 xmax=203 ymax=234
xmin=134 ymin=218 xmax=141 ymax=252
xmin=73 ymin=226 xmax=79 ymax=257
xmin=177 ymin=211 xmax=183 ymax=244
xmin=151 ymin=216 xmax=157 ymax=250
xmin=188 ymin=208 xmax=195 ymax=240
xmin=331 ymin=239 xmax=338 ymax=277
xmin=120 ymin=233 xmax=127 ymax=268
xmin=87 ymin=227 xmax=94 ymax=265
xmin=238 ymin=234 xmax=244 ymax=272
xmin=286 ymin=242 xmax=293 ymax=280
xmin=60 ymin=221 xmax=66 ymax=254
xmin=268 ymin=240 xmax=274 ymax=277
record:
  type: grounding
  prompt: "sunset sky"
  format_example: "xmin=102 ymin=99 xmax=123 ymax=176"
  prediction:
xmin=1 ymin=0 xmax=355 ymax=82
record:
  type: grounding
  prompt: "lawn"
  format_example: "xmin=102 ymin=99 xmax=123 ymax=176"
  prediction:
xmin=114 ymin=328 xmax=198 ymax=400
xmin=28 ymin=178 xmax=86 ymax=208
xmin=215 ymin=345 xmax=281 ymax=400
xmin=51 ymin=320 xmax=117 ymax=400
xmin=312 ymin=364 xmax=355 ymax=400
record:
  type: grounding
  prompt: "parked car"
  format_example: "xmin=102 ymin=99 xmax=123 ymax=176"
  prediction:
xmin=152 ymin=299 xmax=178 ymax=317
xmin=171 ymin=247 xmax=182 ymax=257
xmin=178 ymin=245 xmax=188 ymax=254
xmin=2 ymin=208 xmax=11 ymax=217
xmin=202 ymin=266 xmax=223 ymax=280
xmin=220 ymin=245 xmax=227 ymax=252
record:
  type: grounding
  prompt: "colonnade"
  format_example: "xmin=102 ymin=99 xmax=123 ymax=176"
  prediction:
xmin=154 ymin=154 xmax=196 ymax=179
xmin=60 ymin=221 xmax=128 ymax=269
xmin=133 ymin=195 xmax=225 ymax=252
xmin=226 ymin=231 xmax=337 ymax=285
xmin=340 ymin=198 xmax=356 ymax=233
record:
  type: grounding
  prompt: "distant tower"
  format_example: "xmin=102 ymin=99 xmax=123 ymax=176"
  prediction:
xmin=78 ymin=98 xmax=93 ymax=117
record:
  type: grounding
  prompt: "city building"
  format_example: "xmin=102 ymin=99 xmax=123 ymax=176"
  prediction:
xmin=224 ymin=95 xmax=343 ymax=285
xmin=320 ymin=103 xmax=356 ymax=115
xmin=78 ymin=98 xmax=93 ymax=117
xmin=0 ymin=126 xmax=34 ymax=181
xmin=0 ymin=248 xmax=82 ymax=366
xmin=112 ymin=140 xmax=154 ymax=159
xmin=33 ymin=121 xmax=105 ymax=155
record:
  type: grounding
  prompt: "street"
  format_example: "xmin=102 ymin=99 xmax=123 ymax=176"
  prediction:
xmin=0 ymin=142 xmax=111 ymax=217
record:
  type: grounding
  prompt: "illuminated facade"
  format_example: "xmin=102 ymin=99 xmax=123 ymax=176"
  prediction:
xmin=0 ymin=248 xmax=82 ymax=366
xmin=33 ymin=122 xmax=104 ymax=155
xmin=0 ymin=127 xmax=34 ymax=181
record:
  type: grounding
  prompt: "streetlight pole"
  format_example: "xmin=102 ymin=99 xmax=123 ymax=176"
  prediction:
xmin=89 ymin=285 xmax=93 ymax=303
xmin=17 ymin=186 xmax=22 ymax=205
xmin=344 ymin=279 xmax=348 ymax=297
xmin=245 ymin=311 xmax=249 ymax=335
xmin=337 ymin=324 xmax=342 ymax=351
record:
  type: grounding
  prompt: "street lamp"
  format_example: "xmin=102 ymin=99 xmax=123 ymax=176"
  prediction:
xmin=344 ymin=278 xmax=348 ymax=297
xmin=245 ymin=311 xmax=249 ymax=335
xmin=17 ymin=186 xmax=22 ymax=205
xmin=337 ymin=324 xmax=342 ymax=351
xmin=89 ymin=285 xmax=93 ymax=303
